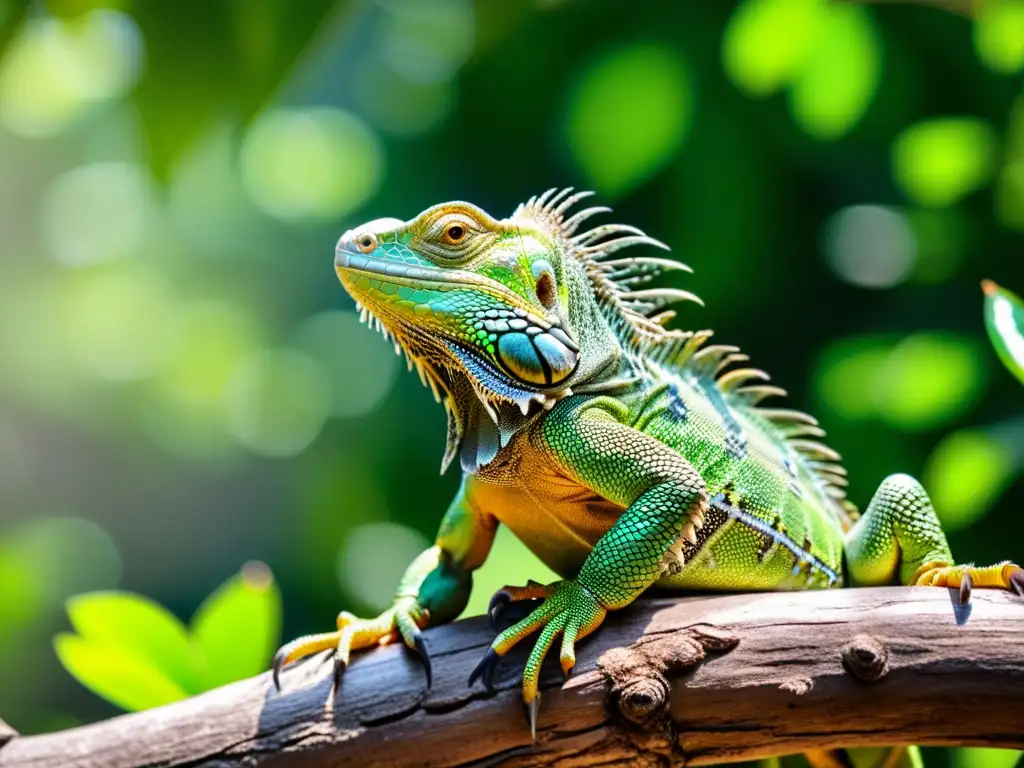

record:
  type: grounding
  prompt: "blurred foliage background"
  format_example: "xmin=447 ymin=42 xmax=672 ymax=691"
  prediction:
xmin=0 ymin=0 xmax=1021 ymax=765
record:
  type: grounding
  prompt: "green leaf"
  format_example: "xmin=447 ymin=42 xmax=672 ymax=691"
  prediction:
xmin=564 ymin=44 xmax=693 ymax=197
xmin=191 ymin=563 xmax=281 ymax=689
xmin=982 ymin=279 xmax=1024 ymax=385
xmin=788 ymin=5 xmax=881 ymax=140
xmin=65 ymin=592 xmax=199 ymax=694
xmin=722 ymin=0 xmax=827 ymax=97
xmin=892 ymin=117 xmax=998 ymax=207
xmin=54 ymin=633 xmax=190 ymax=712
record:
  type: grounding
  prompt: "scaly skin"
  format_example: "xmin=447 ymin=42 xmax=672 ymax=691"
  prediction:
xmin=272 ymin=189 xmax=1023 ymax=741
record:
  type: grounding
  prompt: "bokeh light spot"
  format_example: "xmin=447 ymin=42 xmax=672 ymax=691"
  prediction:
xmin=226 ymin=349 xmax=332 ymax=458
xmin=723 ymin=0 xmax=826 ymax=97
xmin=353 ymin=63 xmax=456 ymax=137
xmin=0 ymin=10 xmax=142 ymax=138
xmin=294 ymin=310 xmax=399 ymax=419
xmin=42 ymin=162 xmax=153 ymax=267
xmin=814 ymin=337 xmax=891 ymax=421
xmin=13 ymin=516 xmax=122 ymax=602
xmin=65 ymin=264 xmax=181 ymax=382
xmin=974 ymin=0 xmax=1024 ymax=74
xmin=814 ymin=333 xmax=986 ymax=431
xmin=995 ymin=98 xmax=1024 ymax=230
xmin=565 ymin=44 xmax=692 ymax=197
xmin=0 ymin=544 xmax=42 ymax=633
xmin=925 ymin=430 xmax=1016 ymax=531
xmin=892 ymin=118 xmax=998 ymax=207
xmin=380 ymin=0 xmax=474 ymax=85
xmin=903 ymin=209 xmax=966 ymax=283
xmin=168 ymin=124 xmax=267 ymax=258
xmin=823 ymin=205 xmax=916 ymax=289
xmin=337 ymin=522 xmax=430 ymax=613
xmin=240 ymin=107 xmax=383 ymax=222
xmin=788 ymin=5 xmax=880 ymax=140
xmin=143 ymin=302 xmax=259 ymax=459
xmin=879 ymin=334 xmax=987 ymax=431
xmin=162 ymin=302 xmax=259 ymax=410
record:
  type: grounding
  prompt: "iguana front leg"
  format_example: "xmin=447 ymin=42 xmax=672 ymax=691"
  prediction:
xmin=273 ymin=477 xmax=497 ymax=689
xmin=469 ymin=399 xmax=707 ymax=733
xmin=845 ymin=473 xmax=1024 ymax=600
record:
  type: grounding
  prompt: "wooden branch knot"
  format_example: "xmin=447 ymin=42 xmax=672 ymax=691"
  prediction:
xmin=841 ymin=633 xmax=890 ymax=682
xmin=599 ymin=623 xmax=739 ymax=729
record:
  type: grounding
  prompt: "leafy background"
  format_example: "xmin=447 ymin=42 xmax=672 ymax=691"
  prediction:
xmin=0 ymin=1 xmax=1021 ymax=766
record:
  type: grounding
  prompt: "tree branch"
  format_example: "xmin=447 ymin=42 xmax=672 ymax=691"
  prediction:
xmin=1 ymin=587 xmax=1022 ymax=767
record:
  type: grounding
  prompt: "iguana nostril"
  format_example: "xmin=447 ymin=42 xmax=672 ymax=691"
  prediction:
xmin=356 ymin=233 xmax=377 ymax=253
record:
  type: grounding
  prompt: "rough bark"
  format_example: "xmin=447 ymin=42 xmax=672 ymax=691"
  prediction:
xmin=1 ymin=587 xmax=1022 ymax=768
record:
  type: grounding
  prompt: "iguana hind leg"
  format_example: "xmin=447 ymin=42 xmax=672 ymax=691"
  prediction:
xmin=844 ymin=473 xmax=1024 ymax=599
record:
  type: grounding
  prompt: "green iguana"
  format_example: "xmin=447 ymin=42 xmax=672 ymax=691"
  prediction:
xmin=272 ymin=188 xmax=1023 ymax=740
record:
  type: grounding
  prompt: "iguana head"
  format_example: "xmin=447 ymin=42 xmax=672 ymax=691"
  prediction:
xmin=334 ymin=188 xmax=698 ymax=472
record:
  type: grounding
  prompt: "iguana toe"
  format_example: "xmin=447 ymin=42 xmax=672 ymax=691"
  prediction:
xmin=272 ymin=600 xmax=431 ymax=693
xmin=486 ymin=580 xmax=553 ymax=629
xmin=272 ymin=629 xmax=343 ymax=692
xmin=913 ymin=561 xmax=1024 ymax=599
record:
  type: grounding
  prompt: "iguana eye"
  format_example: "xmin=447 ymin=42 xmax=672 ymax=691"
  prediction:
xmin=443 ymin=223 xmax=467 ymax=245
xmin=356 ymin=232 xmax=377 ymax=253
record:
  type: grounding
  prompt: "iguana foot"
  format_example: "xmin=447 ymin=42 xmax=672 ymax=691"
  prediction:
xmin=272 ymin=598 xmax=431 ymax=691
xmin=912 ymin=561 xmax=1024 ymax=606
xmin=487 ymin=580 xmax=552 ymax=628
xmin=469 ymin=580 xmax=606 ymax=739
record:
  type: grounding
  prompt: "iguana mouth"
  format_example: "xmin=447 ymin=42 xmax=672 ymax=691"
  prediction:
xmin=335 ymin=247 xmax=537 ymax=315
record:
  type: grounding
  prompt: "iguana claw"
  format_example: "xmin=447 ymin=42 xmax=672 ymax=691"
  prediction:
xmin=332 ymin=655 xmax=346 ymax=690
xmin=959 ymin=571 xmax=972 ymax=607
xmin=1011 ymin=570 xmax=1024 ymax=597
xmin=488 ymin=592 xmax=511 ymax=630
xmin=526 ymin=695 xmax=541 ymax=743
xmin=410 ymin=626 xmax=433 ymax=689
xmin=468 ymin=647 xmax=500 ymax=692
xmin=272 ymin=648 xmax=287 ymax=692
xmin=486 ymin=580 xmax=552 ymax=629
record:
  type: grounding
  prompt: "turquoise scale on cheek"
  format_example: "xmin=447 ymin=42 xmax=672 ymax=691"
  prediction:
xmin=498 ymin=333 xmax=547 ymax=386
